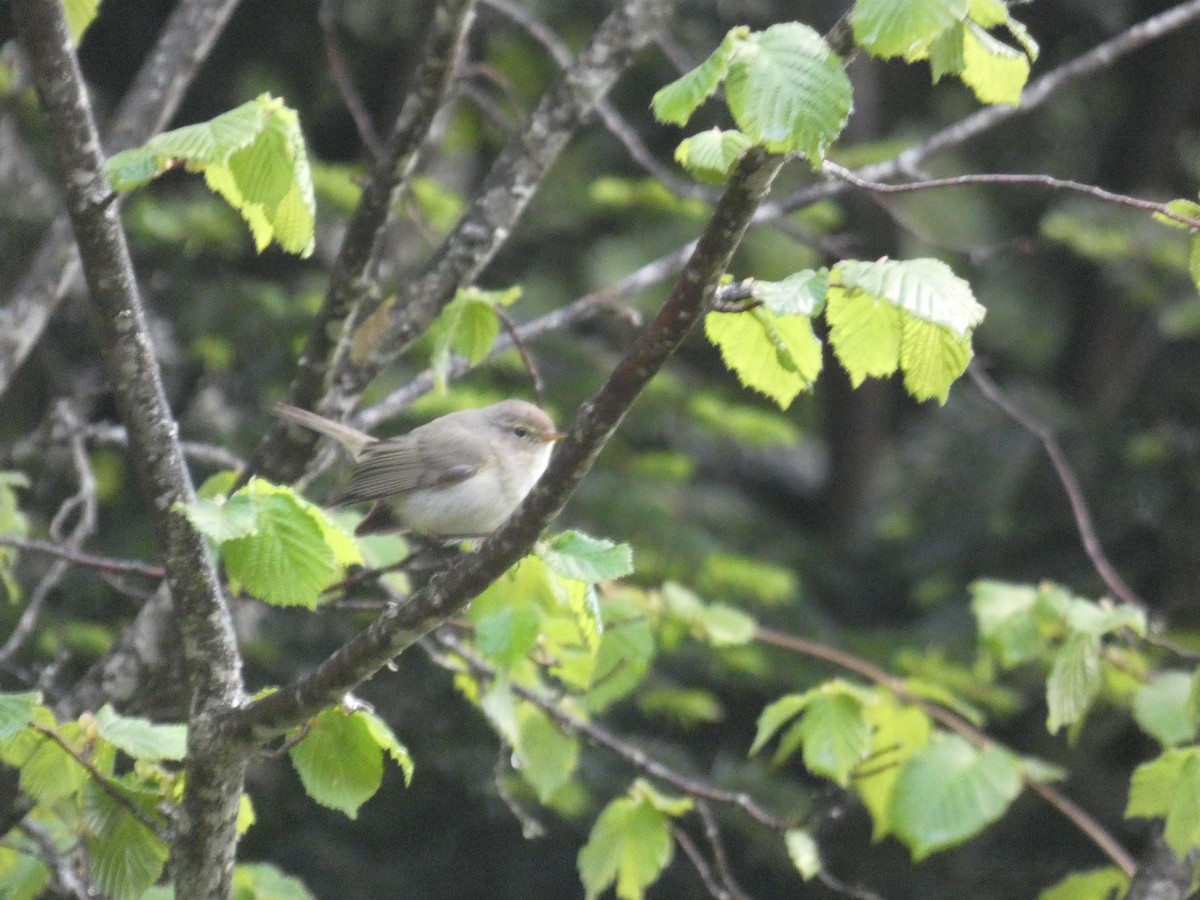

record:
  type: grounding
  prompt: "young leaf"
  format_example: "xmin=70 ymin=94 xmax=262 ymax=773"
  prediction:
xmin=831 ymin=258 xmax=985 ymax=335
xmin=177 ymin=492 xmax=259 ymax=542
xmin=232 ymin=863 xmax=315 ymax=900
xmin=960 ymin=21 xmax=1029 ymax=106
xmin=93 ymin=704 xmax=187 ymax=761
xmin=673 ymin=128 xmax=754 ymax=183
xmin=651 ymin=28 xmax=745 ymax=125
xmin=898 ymin=315 xmax=973 ymax=403
xmin=631 ymin=779 xmax=693 ymax=817
xmin=473 ymin=600 xmax=543 ymax=667
xmin=1046 ymin=632 xmax=1101 ymax=734
xmin=724 ymin=23 xmax=853 ymax=162
xmin=539 ymin=531 xmax=634 ymax=583
xmin=63 ymin=0 xmax=99 ymax=44
xmin=751 ymin=693 xmax=810 ymax=756
xmin=0 ymin=692 xmax=40 ymax=741
xmin=1132 ymin=671 xmax=1198 ymax=748
xmin=84 ymin=786 xmax=169 ymax=900
xmin=970 ymin=580 xmax=1041 ymax=666
xmin=578 ymin=795 xmax=672 ymax=900
xmin=705 ymin=307 xmax=823 ymax=409
xmin=585 ymin=606 xmax=654 ymax=713
xmin=890 ymin=735 xmax=1022 ymax=860
xmin=851 ymin=0 xmax=968 ymax=61
xmin=695 ymin=603 xmax=756 ymax=647
xmin=752 ymin=269 xmax=829 ymax=317
xmin=515 ymin=705 xmax=579 ymax=804
xmin=17 ymin=729 xmax=87 ymax=805
xmin=0 ymin=845 xmax=49 ymax=900
xmin=1037 ymin=866 xmax=1129 ymax=900
xmin=855 ymin=699 xmax=934 ymax=841
xmin=784 ymin=828 xmax=821 ymax=880
xmin=824 ymin=289 xmax=902 ymax=386
xmin=288 ymin=708 xmax=384 ymax=819
xmin=1163 ymin=753 xmax=1200 ymax=860
xmin=1126 ymin=748 xmax=1197 ymax=819
xmin=358 ymin=710 xmax=414 ymax=787
xmin=426 ymin=287 xmax=520 ymax=391
xmin=781 ymin=690 xmax=871 ymax=786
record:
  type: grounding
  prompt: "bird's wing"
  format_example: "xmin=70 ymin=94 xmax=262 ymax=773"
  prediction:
xmin=328 ymin=427 xmax=485 ymax=505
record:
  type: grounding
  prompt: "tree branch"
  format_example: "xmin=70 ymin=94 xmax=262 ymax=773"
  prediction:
xmin=11 ymin=2 xmax=245 ymax=896
xmin=0 ymin=0 xmax=243 ymax=398
xmin=228 ymin=146 xmax=783 ymax=742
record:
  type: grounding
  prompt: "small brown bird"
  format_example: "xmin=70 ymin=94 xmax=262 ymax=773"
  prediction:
xmin=274 ymin=401 xmax=564 ymax=537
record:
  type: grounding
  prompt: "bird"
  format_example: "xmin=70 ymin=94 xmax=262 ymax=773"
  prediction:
xmin=274 ymin=400 xmax=565 ymax=538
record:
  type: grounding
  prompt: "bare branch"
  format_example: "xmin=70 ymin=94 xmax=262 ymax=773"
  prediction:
xmin=0 ymin=536 xmax=165 ymax=581
xmin=319 ymin=0 xmax=384 ymax=159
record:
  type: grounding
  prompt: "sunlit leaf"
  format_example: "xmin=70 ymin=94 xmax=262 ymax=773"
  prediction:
xmin=93 ymin=704 xmax=187 ymax=761
xmin=1046 ymin=632 xmax=1101 ymax=734
xmin=785 ymin=828 xmax=821 ymax=880
xmin=674 ymin=129 xmax=754 ymax=183
xmin=705 ymin=308 xmax=822 ymax=409
xmin=288 ymin=708 xmax=384 ymax=819
xmin=1133 ymin=671 xmax=1198 ymax=748
xmin=851 ymin=0 xmax=967 ymax=61
xmin=578 ymin=794 xmax=672 ymax=900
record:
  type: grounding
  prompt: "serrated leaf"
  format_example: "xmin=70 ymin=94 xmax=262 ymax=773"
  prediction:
xmin=787 ymin=691 xmax=871 ymax=786
xmin=84 ymin=786 xmax=169 ymax=900
xmin=898 ymin=315 xmax=973 ymax=404
xmin=705 ymin=308 xmax=822 ymax=409
xmin=578 ymin=795 xmax=672 ymax=900
xmin=18 ymin=730 xmax=87 ymax=804
xmin=831 ymin=258 xmax=985 ymax=335
xmin=890 ymin=735 xmax=1022 ymax=860
xmin=855 ymin=700 xmax=934 ymax=841
xmin=967 ymin=0 xmax=1008 ymax=28
xmin=960 ymin=21 xmax=1029 ymax=106
xmin=586 ymin=608 xmax=654 ymax=713
xmin=177 ymin=493 xmax=259 ymax=542
xmin=0 ymin=692 xmax=41 ymax=741
xmin=288 ymin=708 xmax=384 ymax=819
xmin=564 ymin=581 xmax=604 ymax=654
xmin=1037 ymin=866 xmax=1129 ymax=900
xmin=232 ymin=862 xmax=315 ymax=900
xmin=93 ymin=704 xmax=187 ymax=761
xmin=929 ymin=23 xmax=966 ymax=82
xmin=674 ymin=128 xmax=754 ymax=184
xmin=1046 ymin=632 xmax=1101 ymax=734
xmin=752 ymin=270 xmax=829 ymax=317
xmin=825 ymin=289 xmax=903 ymax=386
xmin=751 ymin=693 xmax=809 ymax=756
xmin=539 ymin=531 xmax=634 ymax=583
xmin=358 ymin=710 xmax=414 ymax=787
xmin=725 ymin=23 xmax=853 ymax=161
xmin=785 ymin=828 xmax=821 ymax=880
xmin=515 ymin=706 xmax=579 ymax=804
xmin=1126 ymin=748 xmax=1197 ymax=819
xmin=651 ymin=28 xmax=744 ymax=125
xmin=1133 ymin=672 xmax=1197 ymax=748
xmin=851 ymin=0 xmax=968 ymax=61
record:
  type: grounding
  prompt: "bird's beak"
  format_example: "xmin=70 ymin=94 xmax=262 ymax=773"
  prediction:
xmin=544 ymin=431 xmax=566 ymax=443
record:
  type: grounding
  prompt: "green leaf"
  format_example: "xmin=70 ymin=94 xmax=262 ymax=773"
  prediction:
xmin=232 ymin=862 xmax=315 ymax=900
xmin=781 ymin=690 xmax=871 ymax=786
xmin=539 ymin=531 xmax=634 ymax=583
xmin=426 ymin=287 xmax=519 ymax=391
xmin=0 ymin=692 xmax=40 ymax=741
xmin=898 ymin=315 xmax=974 ymax=404
xmin=1191 ymin=235 xmax=1200 ymax=294
xmin=630 ymin=778 xmax=693 ymax=817
xmin=855 ymin=699 xmax=934 ymax=841
xmin=674 ymin=129 xmax=753 ymax=184
xmin=1133 ymin=671 xmax=1198 ymax=748
xmin=891 ymin=735 xmax=1023 ymax=860
xmin=651 ymin=28 xmax=744 ymax=125
xmin=63 ymin=0 xmax=100 ymax=43
xmin=705 ymin=308 xmax=823 ymax=409
xmin=221 ymin=479 xmax=360 ymax=608
xmin=784 ymin=829 xmax=821 ymax=880
xmin=970 ymin=580 xmax=1042 ymax=666
xmin=17 ymin=729 xmax=87 ymax=805
xmin=585 ymin=609 xmax=655 ymax=713
xmin=1126 ymin=748 xmax=1198 ymax=819
xmin=751 ymin=693 xmax=809 ymax=756
xmin=288 ymin=708 xmax=384 ymax=819
xmin=752 ymin=270 xmax=829 ymax=317
xmin=1046 ymin=632 xmax=1101 ymax=734
xmin=1153 ymin=199 xmax=1200 ymax=230
xmin=825 ymin=288 xmax=902 ymax=386
xmin=1164 ymin=753 xmax=1200 ymax=859
xmin=724 ymin=23 xmax=853 ymax=161
xmin=84 ymin=786 xmax=169 ymax=900
xmin=960 ymin=21 xmax=1029 ymax=106
xmin=515 ymin=705 xmax=579 ymax=804
xmin=106 ymin=95 xmax=315 ymax=257
xmin=177 ymin=493 xmax=259 ymax=542
xmin=851 ymin=0 xmax=968 ymax=61
xmin=1064 ymin=597 xmax=1145 ymax=637
xmin=578 ymin=795 xmax=672 ymax=900
xmin=831 ymin=258 xmax=985 ymax=335
xmin=474 ymin=601 xmax=543 ymax=667
xmin=0 ymin=845 xmax=49 ymax=900
xmin=1037 ymin=867 xmax=1129 ymax=900
xmin=358 ymin=710 xmax=414 ymax=787
xmin=93 ymin=704 xmax=187 ymax=761
xmin=695 ymin=603 xmax=756 ymax=647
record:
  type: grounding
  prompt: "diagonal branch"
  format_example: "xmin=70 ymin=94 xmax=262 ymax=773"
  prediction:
xmin=11 ymin=2 xmax=245 ymax=896
xmin=228 ymin=146 xmax=784 ymax=742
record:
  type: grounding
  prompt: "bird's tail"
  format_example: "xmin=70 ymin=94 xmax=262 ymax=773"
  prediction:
xmin=272 ymin=403 xmax=375 ymax=456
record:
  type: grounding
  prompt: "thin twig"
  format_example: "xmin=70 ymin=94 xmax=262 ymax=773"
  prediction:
xmin=16 ymin=820 xmax=89 ymax=900
xmin=492 ymin=305 xmax=546 ymax=405
xmin=695 ymin=801 xmax=753 ymax=900
xmin=0 ymin=536 xmax=165 ymax=580
xmin=318 ymin=0 xmax=383 ymax=159
xmin=492 ymin=741 xmax=547 ymax=838
xmin=672 ymin=823 xmax=733 ymax=900
xmin=826 ymin=163 xmax=1200 ymax=230
xmin=753 ymin=626 xmax=1137 ymax=876
xmin=28 ymin=723 xmax=167 ymax=840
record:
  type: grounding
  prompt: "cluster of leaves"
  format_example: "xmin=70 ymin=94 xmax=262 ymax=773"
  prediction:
xmin=0 ymin=692 xmax=311 ymax=899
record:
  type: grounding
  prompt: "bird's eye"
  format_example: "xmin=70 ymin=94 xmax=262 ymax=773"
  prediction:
xmin=513 ymin=426 xmax=530 ymax=438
